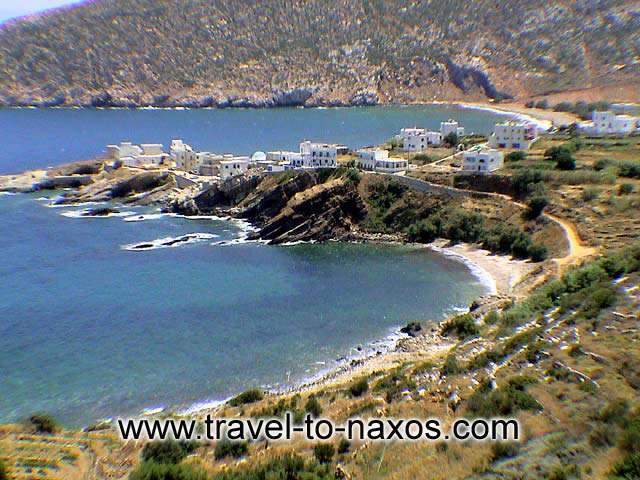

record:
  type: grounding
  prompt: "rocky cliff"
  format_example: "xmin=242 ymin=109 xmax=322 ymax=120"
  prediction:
xmin=0 ymin=0 xmax=638 ymax=107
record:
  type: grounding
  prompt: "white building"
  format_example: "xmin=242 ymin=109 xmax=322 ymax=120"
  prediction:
xmin=219 ymin=156 xmax=250 ymax=180
xmin=197 ymin=152 xmax=224 ymax=176
xmin=106 ymin=142 xmax=168 ymax=167
xmin=299 ymin=141 xmax=338 ymax=168
xmin=591 ymin=111 xmax=638 ymax=134
xmin=400 ymin=128 xmax=442 ymax=151
xmin=356 ymin=148 xmax=389 ymax=170
xmin=266 ymin=151 xmax=300 ymax=163
xmin=356 ymin=148 xmax=408 ymax=173
xmin=463 ymin=149 xmax=504 ymax=174
xmin=170 ymin=139 xmax=199 ymax=172
xmin=137 ymin=144 xmax=167 ymax=166
xmin=441 ymin=120 xmax=465 ymax=139
xmin=488 ymin=122 xmax=537 ymax=149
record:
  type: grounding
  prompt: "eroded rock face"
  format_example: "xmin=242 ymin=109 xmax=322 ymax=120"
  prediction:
xmin=252 ymin=179 xmax=367 ymax=244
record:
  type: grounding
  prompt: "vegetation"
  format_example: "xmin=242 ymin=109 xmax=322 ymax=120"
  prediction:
xmin=505 ymin=151 xmax=526 ymax=162
xmin=443 ymin=132 xmax=459 ymax=147
xmin=374 ymin=368 xmax=416 ymax=402
xmin=214 ymin=440 xmax=249 ymax=460
xmin=544 ymin=146 xmax=576 ymax=170
xmin=467 ymin=376 xmax=542 ymax=417
xmin=0 ymin=459 xmax=7 ymax=480
xmin=313 ymin=444 xmax=335 ymax=464
xmin=349 ymin=377 xmax=369 ymax=397
xmin=304 ymin=396 xmax=323 ymax=417
xmin=441 ymin=354 xmax=460 ymax=376
xmin=28 ymin=413 xmax=58 ymax=434
xmin=440 ymin=314 xmax=479 ymax=340
xmin=337 ymin=438 xmax=351 ymax=454
xmin=141 ymin=441 xmax=198 ymax=464
xmin=130 ymin=462 xmax=208 ymax=480
xmin=228 ymin=389 xmax=264 ymax=407
xmin=553 ymin=101 xmax=610 ymax=120
xmin=211 ymin=454 xmax=332 ymax=480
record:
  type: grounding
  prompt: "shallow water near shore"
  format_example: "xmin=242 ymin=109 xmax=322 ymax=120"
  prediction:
xmin=0 ymin=193 xmax=487 ymax=426
xmin=0 ymin=104 xmax=519 ymax=174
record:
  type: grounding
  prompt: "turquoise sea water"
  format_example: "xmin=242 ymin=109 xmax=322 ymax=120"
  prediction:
xmin=0 ymin=106 xmax=509 ymax=426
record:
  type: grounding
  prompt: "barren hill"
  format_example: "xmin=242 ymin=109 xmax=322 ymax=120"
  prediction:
xmin=0 ymin=0 xmax=638 ymax=107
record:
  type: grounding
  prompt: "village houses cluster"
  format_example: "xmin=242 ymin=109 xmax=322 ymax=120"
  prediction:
xmin=104 ymin=109 xmax=638 ymax=183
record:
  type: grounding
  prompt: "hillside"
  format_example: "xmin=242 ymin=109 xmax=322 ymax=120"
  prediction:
xmin=0 ymin=0 xmax=639 ymax=108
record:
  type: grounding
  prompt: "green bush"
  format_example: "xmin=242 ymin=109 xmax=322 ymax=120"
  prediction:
xmin=305 ymin=396 xmax=322 ymax=417
xmin=141 ymin=440 xmax=198 ymax=464
xmin=444 ymin=132 xmax=459 ymax=146
xmin=349 ymin=377 xmax=369 ymax=397
xmin=441 ymin=354 xmax=460 ymax=376
xmin=490 ymin=442 xmax=520 ymax=461
xmin=535 ymin=100 xmax=549 ymax=109
xmin=505 ymin=151 xmax=527 ymax=162
xmin=374 ymin=368 xmax=416 ymax=402
xmin=525 ymin=183 xmax=550 ymax=219
xmin=214 ymin=439 xmax=249 ymax=460
xmin=0 ymin=459 xmax=7 ymax=480
xmin=467 ymin=376 xmax=542 ymax=417
xmin=618 ymin=183 xmax=635 ymax=195
xmin=228 ymin=389 xmax=264 ymax=407
xmin=406 ymin=219 xmax=439 ymax=243
xmin=528 ymin=243 xmax=549 ymax=262
xmin=618 ymin=162 xmax=640 ymax=179
xmin=484 ymin=311 xmax=499 ymax=325
xmin=337 ymin=438 xmax=351 ymax=454
xmin=581 ymin=187 xmax=601 ymax=202
xmin=589 ymin=423 xmax=617 ymax=448
xmin=443 ymin=211 xmax=484 ymax=243
xmin=544 ymin=146 xmax=576 ymax=170
xmin=619 ymin=411 xmax=640 ymax=454
xmin=610 ymin=452 xmax=640 ymax=480
xmin=28 ymin=413 xmax=58 ymax=434
xmin=313 ymin=444 xmax=335 ymax=464
xmin=441 ymin=314 xmax=479 ymax=340
xmin=597 ymin=399 xmax=630 ymax=425
xmin=130 ymin=461 xmax=208 ymax=480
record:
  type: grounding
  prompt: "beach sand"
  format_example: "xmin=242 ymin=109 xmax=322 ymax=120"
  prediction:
xmin=453 ymin=101 xmax=580 ymax=128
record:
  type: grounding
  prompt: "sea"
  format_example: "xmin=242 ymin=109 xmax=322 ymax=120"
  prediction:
xmin=0 ymin=105 xmax=516 ymax=426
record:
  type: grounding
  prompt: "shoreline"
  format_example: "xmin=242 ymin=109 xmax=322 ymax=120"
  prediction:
xmin=179 ymin=238 xmax=532 ymax=420
xmin=0 ymin=189 xmax=533 ymax=424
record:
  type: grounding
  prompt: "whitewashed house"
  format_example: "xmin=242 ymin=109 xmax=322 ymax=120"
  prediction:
xmin=299 ymin=141 xmax=338 ymax=168
xmin=356 ymin=148 xmax=389 ymax=170
xmin=170 ymin=139 xmax=199 ymax=172
xmin=219 ymin=156 xmax=250 ymax=180
xmin=488 ymin=122 xmax=537 ymax=149
xmin=463 ymin=149 xmax=504 ymax=174
xmin=356 ymin=148 xmax=408 ymax=173
xmin=106 ymin=142 xmax=142 ymax=167
xmin=591 ymin=111 xmax=638 ymax=134
xmin=441 ymin=120 xmax=465 ymax=139
xmin=138 ymin=144 xmax=167 ymax=166
xmin=400 ymin=128 xmax=442 ymax=151
xmin=106 ymin=142 xmax=167 ymax=167
xmin=197 ymin=152 xmax=224 ymax=176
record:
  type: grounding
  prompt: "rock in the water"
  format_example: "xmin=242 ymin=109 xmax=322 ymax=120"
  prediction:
xmin=400 ymin=321 xmax=423 ymax=337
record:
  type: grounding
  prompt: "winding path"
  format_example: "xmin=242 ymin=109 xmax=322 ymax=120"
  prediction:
xmin=379 ymin=172 xmax=598 ymax=269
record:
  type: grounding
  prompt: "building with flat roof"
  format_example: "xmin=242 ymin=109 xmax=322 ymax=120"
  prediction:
xmin=488 ymin=122 xmax=537 ymax=149
xmin=463 ymin=148 xmax=504 ymax=174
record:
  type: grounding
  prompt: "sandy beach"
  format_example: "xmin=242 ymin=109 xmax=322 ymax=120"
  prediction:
xmin=451 ymin=101 xmax=580 ymax=129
